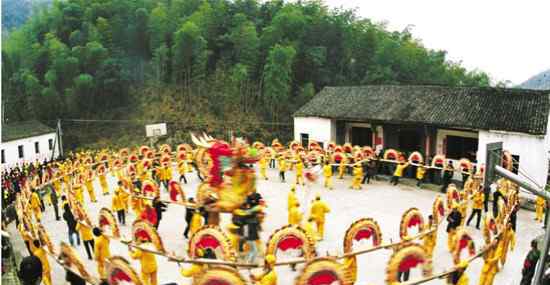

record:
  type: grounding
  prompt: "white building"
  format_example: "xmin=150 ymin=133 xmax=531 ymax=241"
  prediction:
xmin=1 ymin=121 xmax=62 ymax=169
xmin=294 ymin=85 xmax=550 ymax=188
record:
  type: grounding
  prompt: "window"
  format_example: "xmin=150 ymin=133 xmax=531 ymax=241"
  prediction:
xmin=300 ymin=133 xmax=309 ymax=148
xmin=48 ymin=139 xmax=53 ymax=150
xmin=35 ymin=142 xmax=40 ymax=154
xmin=445 ymin=135 xmax=478 ymax=161
xmin=1 ymin=150 xmax=4 ymax=164
xmin=18 ymin=145 xmax=24 ymax=159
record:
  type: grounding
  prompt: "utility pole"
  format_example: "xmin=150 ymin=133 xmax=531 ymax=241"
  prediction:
xmin=56 ymin=119 xmax=64 ymax=158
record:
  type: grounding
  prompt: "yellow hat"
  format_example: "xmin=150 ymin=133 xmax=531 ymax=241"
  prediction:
xmin=265 ymin=254 xmax=276 ymax=265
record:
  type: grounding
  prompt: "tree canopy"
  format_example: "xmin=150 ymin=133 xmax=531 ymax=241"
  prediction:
xmin=2 ymin=0 xmax=491 ymax=145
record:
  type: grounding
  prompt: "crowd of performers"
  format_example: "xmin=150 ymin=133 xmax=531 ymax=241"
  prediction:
xmin=4 ymin=135 xmax=548 ymax=285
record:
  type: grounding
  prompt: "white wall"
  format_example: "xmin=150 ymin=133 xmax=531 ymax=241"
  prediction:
xmin=478 ymin=130 xmax=548 ymax=188
xmin=294 ymin=117 xmax=335 ymax=147
xmin=1 ymin=132 xmax=60 ymax=169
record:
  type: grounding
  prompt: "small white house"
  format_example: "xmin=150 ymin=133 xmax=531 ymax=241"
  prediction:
xmin=1 ymin=121 xmax=61 ymax=169
xmin=294 ymin=85 xmax=550 ymax=187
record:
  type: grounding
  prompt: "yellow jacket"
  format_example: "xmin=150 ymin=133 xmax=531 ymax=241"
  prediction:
xmin=189 ymin=212 xmax=203 ymax=235
xmin=288 ymin=192 xmax=298 ymax=210
xmin=393 ymin=163 xmax=408 ymax=177
xmin=302 ymin=221 xmax=316 ymax=240
xmin=472 ymin=191 xmax=484 ymax=209
xmin=259 ymin=157 xmax=267 ymax=169
xmin=33 ymin=247 xmax=50 ymax=272
xmin=161 ymin=166 xmax=172 ymax=180
xmin=310 ymin=200 xmax=330 ymax=222
xmin=536 ymin=196 xmax=546 ymax=208
xmin=94 ymin=235 xmax=111 ymax=261
xmin=112 ymin=192 xmax=123 ymax=212
xmin=416 ymin=167 xmax=426 ymax=179
xmin=30 ymin=193 xmax=41 ymax=210
xmin=278 ymin=159 xmax=286 ymax=171
xmin=353 ymin=165 xmax=362 ymax=177
xmin=76 ymin=222 xmax=93 ymax=241
xmin=323 ymin=164 xmax=332 ymax=177
xmin=130 ymin=248 xmax=157 ymax=273
xmin=296 ymin=162 xmax=304 ymax=175
xmin=288 ymin=206 xmax=302 ymax=225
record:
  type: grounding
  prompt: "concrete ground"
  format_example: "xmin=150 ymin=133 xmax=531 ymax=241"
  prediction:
xmin=6 ymin=166 xmax=545 ymax=284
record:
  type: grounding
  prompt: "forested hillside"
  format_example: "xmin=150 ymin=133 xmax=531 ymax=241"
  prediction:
xmin=2 ymin=0 xmax=491 ymax=147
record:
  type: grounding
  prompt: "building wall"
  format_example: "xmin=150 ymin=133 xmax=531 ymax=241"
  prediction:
xmin=1 ymin=133 xmax=60 ymax=168
xmin=478 ymin=130 xmax=548 ymax=188
xmin=293 ymin=117 xmax=335 ymax=146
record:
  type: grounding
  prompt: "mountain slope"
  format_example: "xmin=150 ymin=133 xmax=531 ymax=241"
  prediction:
xmin=520 ymin=69 xmax=550 ymax=90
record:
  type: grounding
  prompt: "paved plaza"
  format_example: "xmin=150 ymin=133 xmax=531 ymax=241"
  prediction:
xmin=7 ymin=166 xmax=545 ymax=284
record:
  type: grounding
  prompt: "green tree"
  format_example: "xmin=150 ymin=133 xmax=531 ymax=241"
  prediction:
xmin=263 ymin=44 xmax=296 ymax=122
xmin=172 ymin=21 xmax=207 ymax=90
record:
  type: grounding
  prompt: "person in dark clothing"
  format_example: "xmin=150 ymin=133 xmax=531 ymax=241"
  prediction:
xmin=446 ymin=206 xmax=462 ymax=233
xmin=361 ymin=160 xmax=376 ymax=184
xmin=200 ymin=207 xmax=209 ymax=225
xmin=152 ymin=197 xmax=167 ymax=229
xmin=183 ymin=198 xmax=195 ymax=239
xmin=18 ymin=255 xmax=43 ymax=285
xmin=520 ymin=240 xmax=540 ymax=285
xmin=398 ymin=270 xmax=410 ymax=282
xmin=441 ymin=161 xmax=454 ymax=193
xmin=48 ymin=185 xmax=60 ymax=221
xmin=62 ymin=204 xmax=80 ymax=246
xmin=191 ymin=162 xmax=204 ymax=181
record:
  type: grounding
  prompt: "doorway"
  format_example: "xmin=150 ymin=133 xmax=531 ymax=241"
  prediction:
xmin=351 ymin=127 xmax=373 ymax=146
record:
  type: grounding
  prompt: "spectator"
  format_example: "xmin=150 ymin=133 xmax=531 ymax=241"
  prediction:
xmin=17 ymin=255 xmax=42 ymax=285
xmin=520 ymin=240 xmax=540 ymax=285
xmin=153 ymin=197 xmax=167 ymax=229
xmin=62 ymin=204 xmax=80 ymax=246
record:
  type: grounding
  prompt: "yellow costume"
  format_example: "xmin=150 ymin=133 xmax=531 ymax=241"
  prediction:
xmin=302 ymin=219 xmax=317 ymax=241
xmin=189 ymin=211 xmax=203 ymax=236
xmin=535 ymin=196 xmax=546 ymax=222
xmin=295 ymin=160 xmax=304 ymax=185
xmin=119 ymin=187 xmax=130 ymax=211
xmin=310 ymin=198 xmax=330 ymax=240
xmin=94 ymin=235 xmax=111 ymax=278
xmin=498 ymin=225 xmax=516 ymax=267
xmin=99 ymin=174 xmax=109 ymax=194
xmin=393 ymin=163 xmax=408 ymax=177
xmin=288 ymin=205 xmax=302 ymax=225
xmin=422 ymin=230 xmax=437 ymax=258
xmin=76 ymin=222 xmax=93 ymax=241
xmin=416 ymin=166 xmax=426 ymax=180
xmin=130 ymin=247 xmax=158 ymax=285
xmin=30 ymin=192 xmax=42 ymax=222
xmin=478 ymin=246 xmax=501 ymax=285
xmin=338 ymin=159 xmax=346 ymax=179
xmin=180 ymin=263 xmax=205 ymax=281
xmin=259 ymin=156 xmax=268 ymax=180
xmin=74 ymin=184 xmax=84 ymax=204
xmin=33 ymin=247 xmax=51 ymax=285
xmin=350 ymin=164 xmax=362 ymax=190
xmin=323 ymin=163 xmax=333 ymax=189
xmin=85 ymin=180 xmax=97 ymax=203
xmin=288 ymin=186 xmax=298 ymax=211
xmin=473 ymin=191 xmax=484 ymax=210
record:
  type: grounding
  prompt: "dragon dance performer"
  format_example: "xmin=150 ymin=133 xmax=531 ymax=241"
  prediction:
xmin=76 ymin=220 xmax=95 ymax=260
xmin=177 ymin=160 xmax=188 ymax=184
xmin=422 ymin=214 xmax=437 ymax=258
xmin=288 ymin=201 xmax=303 ymax=226
xmin=98 ymin=167 xmax=109 ymax=195
xmin=497 ymin=222 xmax=516 ymax=267
xmin=350 ymin=163 xmax=363 ymax=190
xmin=84 ymin=169 xmax=97 ymax=203
xmin=446 ymin=203 xmax=462 ymax=252
xmin=478 ymin=241 xmax=503 ymax=285
xmin=129 ymin=242 xmax=158 ymax=285
xmin=73 ymin=182 xmax=84 ymax=205
xmin=160 ymin=162 xmax=172 ymax=190
xmin=180 ymin=248 xmax=208 ymax=281
xmin=295 ymin=159 xmax=305 ymax=186
xmin=112 ymin=187 xmax=126 ymax=225
xmin=535 ymin=195 xmax=546 ymax=222
xmin=390 ymin=161 xmax=408 ymax=186
xmin=32 ymin=240 xmax=52 ymax=285
xmin=278 ymin=155 xmax=287 ymax=182
xmin=338 ymin=158 xmax=346 ymax=179
xmin=288 ymin=185 xmax=298 ymax=210
xmin=259 ymin=154 xmax=268 ymax=180
xmin=416 ymin=164 xmax=427 ymax=187
xmin=250 ymin=254 xmax=277 ymax=285
xmin=30 ymin=189 xmax=42 ymax=222
xmin=467 ymin=188 xmax=484 ymax=229
xmin=309 ymin=194 xmax=331 ymax=240
xmin=93 ymin=227 xmax=111 ymax=279
xmin=302 ymin=217 xmax=318 ymax=241
xmin=323 ymin=161 xmax=333 ymax=190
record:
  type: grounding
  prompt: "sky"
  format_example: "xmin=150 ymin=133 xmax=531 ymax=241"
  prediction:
xmin=323 ymin=0 xmax=550 ymax=85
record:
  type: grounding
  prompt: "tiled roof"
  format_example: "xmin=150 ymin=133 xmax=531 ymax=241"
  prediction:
xmin=294 ymin=85 xmax=550 ymax=135
xmin=1 ymin=121 xmax=55 ymax=142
